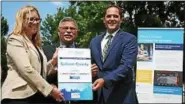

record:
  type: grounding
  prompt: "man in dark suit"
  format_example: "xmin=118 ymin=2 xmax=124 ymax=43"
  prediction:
xmin=43 ymin=17 xmax=98 ymax=104
xmin=90 ymin=5 xmax=138 ymax=104
xmin=44 ymin=17 xmax=79 ymax=86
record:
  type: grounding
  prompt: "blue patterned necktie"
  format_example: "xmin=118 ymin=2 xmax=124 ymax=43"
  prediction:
xmin=102 ymin=34 xmax=113 ymax=61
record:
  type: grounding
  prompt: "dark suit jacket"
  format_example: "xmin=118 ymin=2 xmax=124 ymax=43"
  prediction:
xmin=90 ymin=30 xmax=138 ymax=104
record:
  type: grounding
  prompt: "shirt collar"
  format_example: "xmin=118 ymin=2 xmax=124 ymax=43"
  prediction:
xmin=105 ymin=28 xmax=120 ymax=39
xmin=60 ymin=42 xmax=75 ymax=48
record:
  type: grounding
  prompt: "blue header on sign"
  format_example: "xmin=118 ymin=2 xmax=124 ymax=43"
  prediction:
xmin=138 ymin=28 xmax=184 ymax=44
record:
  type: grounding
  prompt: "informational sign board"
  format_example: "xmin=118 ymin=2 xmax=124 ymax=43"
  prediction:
xmin=58 ymin=48 xmax=93 ymax=101
xmin=136 ymin=28 xmax=184 ymax=103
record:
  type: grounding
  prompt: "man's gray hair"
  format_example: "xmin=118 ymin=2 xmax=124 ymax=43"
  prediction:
xmin=58 ymin=17 xmax=78 ymax=29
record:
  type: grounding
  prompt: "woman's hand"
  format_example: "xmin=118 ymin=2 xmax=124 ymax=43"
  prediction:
xmin=50 ymin=86 xmax=65 ymax=102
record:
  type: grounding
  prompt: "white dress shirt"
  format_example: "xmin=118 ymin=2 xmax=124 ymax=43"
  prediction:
xmin=60 ymin=42 xmax=75 ymax=48
xmin=101 ymin=29 xmax=120 ymax=55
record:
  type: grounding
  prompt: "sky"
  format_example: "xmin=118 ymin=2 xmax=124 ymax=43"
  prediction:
xmin=1 ymin=1 xmax=70 ymax=35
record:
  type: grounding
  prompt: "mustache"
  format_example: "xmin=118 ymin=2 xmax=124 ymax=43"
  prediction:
xmin=63 ymin=32 xmax=74 ymax=37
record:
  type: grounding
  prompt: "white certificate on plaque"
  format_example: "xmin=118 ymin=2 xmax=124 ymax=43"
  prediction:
xmin=58 ymin=48 xmax=92 ymax=100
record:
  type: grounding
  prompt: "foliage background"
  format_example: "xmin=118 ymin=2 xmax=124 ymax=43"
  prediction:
xmin=1 ymin=1 xmax=185 ymax=83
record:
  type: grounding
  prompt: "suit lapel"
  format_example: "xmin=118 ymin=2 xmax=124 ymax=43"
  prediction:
xmin=23 ymin=35 xmax=40 ymax=60
xmin=104 ymin=30 xmax=121 ymax=62
xmin=98 ymin=33 xmax=105 ymax=63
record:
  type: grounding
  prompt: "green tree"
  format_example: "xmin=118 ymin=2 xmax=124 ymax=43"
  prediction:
xmin=72 ymin=1 xmax=109 ymax=47
xmin=1 ymin=16 xmax=9 ymax=83
xmin=115 ymin=1 xmax=184 ymax=28
xmin=41 ymin=1 xmax=184 ymax=48
xmin=41 ymin=2 xmax=109 ymax=48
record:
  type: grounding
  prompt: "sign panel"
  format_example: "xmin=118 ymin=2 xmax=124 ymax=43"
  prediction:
xmin=136 ymin=28 xmax=184 ymax=103
xmin=58 ymin=48 xmax=93 ymax=101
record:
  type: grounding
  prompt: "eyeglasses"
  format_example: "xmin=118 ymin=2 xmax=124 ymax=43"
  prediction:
xmin=59 ymin=26 xmax=77 ymax=31
xmin=27 ymin=17 xmax=42 ymax=24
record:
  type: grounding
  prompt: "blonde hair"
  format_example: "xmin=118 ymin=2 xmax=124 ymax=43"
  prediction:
xmin=11 ymin=5 xmax=41 ymax=47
